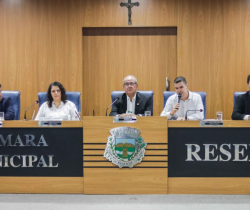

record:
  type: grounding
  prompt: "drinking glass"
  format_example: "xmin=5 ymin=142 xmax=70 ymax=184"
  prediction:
xmin=216 ymin=111 xmax=223 ymax=120
xmin=0 ymin=112 xmax=4 ymax=121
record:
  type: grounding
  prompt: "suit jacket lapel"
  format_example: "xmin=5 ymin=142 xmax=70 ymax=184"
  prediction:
xmin=122 ymin=93 xmax=127 ymax=114
xmin=0 ymin=99 xmax=2 ymax=112
xmin=135 ymin=92 xmax=140 ymax=115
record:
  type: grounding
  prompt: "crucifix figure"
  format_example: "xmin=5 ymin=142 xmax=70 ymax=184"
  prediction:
xmin=120 ymin=0 xmax=140 ymax=25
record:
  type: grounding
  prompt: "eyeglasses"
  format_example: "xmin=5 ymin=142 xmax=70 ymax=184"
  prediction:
xmin=51 ymin=90 xmax=61 ymax=93
xmin=124 ymin=82 xmax=137 ymax=87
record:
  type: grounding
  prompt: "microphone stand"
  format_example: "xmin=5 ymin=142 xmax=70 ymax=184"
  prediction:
xmin=185 ymin=109 xmax=203 ymax=120
xmin=23 ymin=101 xmax=38 ymax=121
xmin=106 ymin=98 xmax=119 ymax=116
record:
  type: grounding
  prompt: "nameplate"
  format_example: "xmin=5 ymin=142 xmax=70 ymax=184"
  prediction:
xmin=200 ymin=120 xmax=223 ymax=127
xmin=113 ymin=116 xmax=137 ymax=123
xmin=38 ymin=121 xmax=62 ymax=127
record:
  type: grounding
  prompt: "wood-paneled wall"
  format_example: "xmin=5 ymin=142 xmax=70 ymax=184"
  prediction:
xmin=0 ymin=0 xmax=82 ymax=119
xmin=178 ymin=0 xmax=250 ymax=119
xmin=82 ymin=27 xmax=177 ymax=116
xmin=1 ymin=0 xmax=250 ymax=119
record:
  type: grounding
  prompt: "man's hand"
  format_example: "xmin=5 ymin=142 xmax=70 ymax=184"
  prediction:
xmin=119 ymin=113 xmax=128 ymax=117
xmin=177 ymin=117 xmax=185 ymax=121
xmin=170 ymin=103 xmax=180 ymax=115
xmin=248 ymin=116 xmax=250 ymax=120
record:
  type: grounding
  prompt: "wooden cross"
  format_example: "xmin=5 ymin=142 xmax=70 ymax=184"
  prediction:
xmin=120 ymin=0 xmax=140 ymax=25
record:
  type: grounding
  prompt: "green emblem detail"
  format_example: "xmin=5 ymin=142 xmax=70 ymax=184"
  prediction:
xmin=104 ymin=127 xmax=147 ymax=168
xmin=115 ymin=138 xmax=135 ymax=160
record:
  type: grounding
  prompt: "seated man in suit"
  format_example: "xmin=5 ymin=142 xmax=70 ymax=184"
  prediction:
xmin=109 ymin=75 xmax=152 ymax=116
xmin=160 ymin=76 xmax=204 ymax=121
xmin=232 ymin=75 xmax=250 ymax=120
xmin=0 ymin=84 xmax=15 ymax=120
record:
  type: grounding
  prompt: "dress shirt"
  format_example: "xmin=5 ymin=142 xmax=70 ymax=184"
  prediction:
xmin=127 ymin=93 xmax=136 ymax=114
xmin=35 ymin=100 xmax=78 ymax=120
xmin=160 ymin=91 xmax=204 ymax=120
xmin=243 ymin=115 xmax=249 ymax=120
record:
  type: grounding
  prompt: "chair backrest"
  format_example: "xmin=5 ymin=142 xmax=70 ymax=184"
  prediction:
xmin=111 ymin=91 xmax=154 ymax=115
xmin=234 ymin=92 xmax=245 ymax=106
xmin=38 ymin=92 xmax=81 ymax=112
xmin=2 ymin=91 xmax=21 ymax=120
xmin=163 ymin=91 xmax=207 ymax=119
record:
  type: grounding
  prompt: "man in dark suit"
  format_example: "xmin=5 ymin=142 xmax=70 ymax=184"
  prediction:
xmin=232 ymin=75 xmax=250 ymax=120
xmin=109 ymin=75 xmax=152 ymax=116
xmin=0 ymin=84 xmax=15 ymax=120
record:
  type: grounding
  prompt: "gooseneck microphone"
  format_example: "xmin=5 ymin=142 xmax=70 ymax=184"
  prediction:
xmin=106 ymin=97 xmax=119 ymax=116
xmin=23 ymin=100 xmax=39 ymax=121
xmin=185 ymin=109 xmax=203 ymax=120
xmin=176 ymin=93 xmax=181 ymax=110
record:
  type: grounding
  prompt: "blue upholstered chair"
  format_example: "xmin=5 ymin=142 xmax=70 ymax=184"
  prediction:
xmin=38 ymin=92 xmax=81 ymax=112
xmin=111 ymin=91 xmax=154 ymax=115
xmin=163 ymin=91 xmax=207 ymax=119
xmin=2 ymin=91 xmax=21 ymax=120
xmin=233 ymin=92 xmax=245 ymax=106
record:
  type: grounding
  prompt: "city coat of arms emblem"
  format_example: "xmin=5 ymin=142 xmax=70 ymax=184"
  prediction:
xmin=104 ymin=127 xmax=147 ymax=168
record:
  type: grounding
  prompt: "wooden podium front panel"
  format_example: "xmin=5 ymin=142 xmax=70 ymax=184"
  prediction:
xmin=83 ymin=116 xmax=168 ymax=194
xmin=0 ymin=177 xmax=84 ymax=194
xmin=85 ymin=168 xmax=167 ymax=194
xmin=168 ymin=178 xmax=250 ymax=194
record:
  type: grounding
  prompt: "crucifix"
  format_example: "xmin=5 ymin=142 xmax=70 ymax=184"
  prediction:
xmin=120 ymin=0 xmax=140 ymax=25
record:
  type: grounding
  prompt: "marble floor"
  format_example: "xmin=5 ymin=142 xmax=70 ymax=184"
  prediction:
xmin=0 ymin=194 xmax=250 ymax=210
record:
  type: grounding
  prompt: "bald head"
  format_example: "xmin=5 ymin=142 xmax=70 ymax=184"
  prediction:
xmin=123 ymin=75 xmax=138 ymax=98
xmin=123 ymin=75 xmax=137 ymax=84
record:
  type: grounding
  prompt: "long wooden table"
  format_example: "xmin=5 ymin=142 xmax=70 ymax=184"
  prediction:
xmin=1 ymin=118 xmax=250 ymax=194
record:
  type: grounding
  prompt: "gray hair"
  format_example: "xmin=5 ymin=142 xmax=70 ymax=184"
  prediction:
xmin=123 ymin=75 xmax=137 ymax=84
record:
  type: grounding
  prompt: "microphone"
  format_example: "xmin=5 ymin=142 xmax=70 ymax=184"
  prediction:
xmin=176 ymin=93 xmax=181 ymax=110
xmin=106 ymin=97 xmax=119 ymax=116
xmin=75 ymin=110 xmax=81 ymax=121
xmin=23 ymin=100 xmax=39 ymax=121
xmin=185 ymin=109 xmax=203 ymax=120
